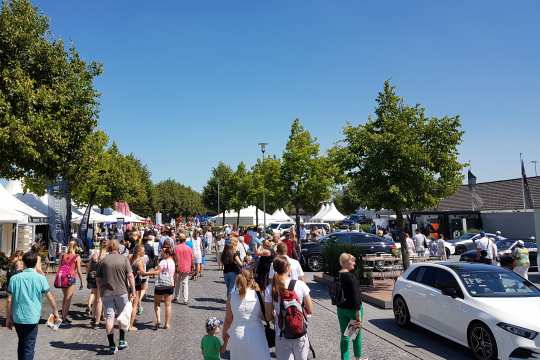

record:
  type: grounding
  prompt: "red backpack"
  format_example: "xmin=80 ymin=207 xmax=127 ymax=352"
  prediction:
xmin=278 ymin=280 xmax=308 ymax=339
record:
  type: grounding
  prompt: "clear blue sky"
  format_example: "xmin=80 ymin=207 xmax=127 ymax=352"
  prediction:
xmin=33 ymin=0 xmax=540 ymax=191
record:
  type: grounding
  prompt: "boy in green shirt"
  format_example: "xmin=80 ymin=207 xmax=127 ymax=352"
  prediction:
xmin=201 ymin=317 xmax=227 ymax=360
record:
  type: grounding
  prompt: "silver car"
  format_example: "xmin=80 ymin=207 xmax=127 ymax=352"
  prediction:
xmin=449 ymin=232 xmax=505 ymax=255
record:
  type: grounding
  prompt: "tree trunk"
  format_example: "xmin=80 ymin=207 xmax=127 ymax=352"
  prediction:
xmin=295 ymin=204 xmax=301 ymax=243
xmin=396 ymin=209 xmax=410 ymax=269
xmin=222 ymin=210 xmax=225 ymax=226
xmin=236 ymin=208 xmax=240 ymax=227
xmin=255 ymin=205 xmax=259 ymax=228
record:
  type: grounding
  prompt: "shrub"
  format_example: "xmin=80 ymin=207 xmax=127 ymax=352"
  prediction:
xmin=322 ymin=241 xmax=371 ymax=278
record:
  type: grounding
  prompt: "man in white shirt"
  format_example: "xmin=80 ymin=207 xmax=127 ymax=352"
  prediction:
xmin=268 ymin=243 xmax=304 ymax=281
xmin=413 ymin=229 xmax=427 ymax=256
xmin=405 ymin=233 xmax=416 ymax=257
xmin=475 ymin=232 xmax=498 ymax=264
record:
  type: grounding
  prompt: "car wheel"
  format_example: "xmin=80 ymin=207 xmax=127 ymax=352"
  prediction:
xmin=468 ymin=322 xmax=498 ymax=360
xmin=393 ymin=296 xmax=410 ymax=327
xmin=307 ymin=255 xmax=323 ymax=272
xmin=455 ymin=245 xmax=466 ymax=255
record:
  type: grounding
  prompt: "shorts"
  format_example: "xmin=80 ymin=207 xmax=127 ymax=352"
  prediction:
xmin=154 ymin=286 xmax=174 ymax=296
xmin=101 ymin=294 xmax=129 ymax=321
xmin=87 ymin=279 xmax=97 ymax=290
xmin=135 ymin=278 xmax=148 ymax=291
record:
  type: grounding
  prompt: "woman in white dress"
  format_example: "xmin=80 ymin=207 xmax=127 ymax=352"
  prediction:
xmin=223 ymin=269 xmax=271 ymax=360
xmin=191 ymin=230 xmax=203 ymax=279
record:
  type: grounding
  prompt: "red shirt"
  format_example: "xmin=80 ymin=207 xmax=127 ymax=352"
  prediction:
xmin=174 ymin=243 xmax=193 ymax=273
xmin=244 ymin=234 xmax=251 ymax=245
xmin=283 ymin=239 xmax=295 ymax=258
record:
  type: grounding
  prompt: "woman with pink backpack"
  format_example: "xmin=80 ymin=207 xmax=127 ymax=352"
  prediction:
xmin=54 ymin=240 xmax=84 ymax=324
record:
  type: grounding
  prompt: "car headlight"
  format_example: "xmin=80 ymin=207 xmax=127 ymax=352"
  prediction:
xmin=497 ymin=322 xmax=538 ymax=340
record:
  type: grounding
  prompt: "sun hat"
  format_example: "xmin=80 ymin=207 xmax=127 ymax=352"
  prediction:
xmin=206 ymin=317 xmax=223 ymax=332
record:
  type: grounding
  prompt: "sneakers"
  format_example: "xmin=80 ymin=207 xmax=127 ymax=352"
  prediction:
xmin=109 ymin=346 xmax=118 ymax=354
xmin=118 ymin=340 xmax=128 ymax=350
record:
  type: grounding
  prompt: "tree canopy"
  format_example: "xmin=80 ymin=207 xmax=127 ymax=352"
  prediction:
xmin=333 ymin=80 xmax=465 ymax=265
xmin=0 ymin=0 xmax=103 ymax=190
xmin=250 ymin=156 xmax=287 ymax=214
xmin=153 ymin=179 xmax=205 ymax=218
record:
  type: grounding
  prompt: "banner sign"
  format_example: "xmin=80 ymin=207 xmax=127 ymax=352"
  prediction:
xmin=78 ymin=203 xmax=93 ymax=251
xmin=116 ymin=218 xmax=125 ymax=241
xmin=47 ymin=180 xmax=72 ymax=245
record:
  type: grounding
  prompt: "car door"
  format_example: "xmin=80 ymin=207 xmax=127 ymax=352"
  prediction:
xmin=430 ymin=268 xmax=469 ymax=343
xmin=406 ymin=266 xmax=437 ymax=325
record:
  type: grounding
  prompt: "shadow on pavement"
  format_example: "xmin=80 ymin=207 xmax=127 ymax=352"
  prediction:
xmin=49 ymin=341 xmax=109 ymax=355
xmin=188 ymin=305 xmax=225 ymax=311
xmin=368 ymin=318 xmax=473 ymax=359
xmin=194 ymin=297 xmax=226 ymax=304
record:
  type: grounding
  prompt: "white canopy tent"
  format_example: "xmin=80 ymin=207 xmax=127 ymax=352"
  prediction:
xmin=0 ymin=183 xmax=47 ymax=223
xmin=211 ymin=205 xmax=275 ymax=226
xmin=310 ymin=203 xmax=330 ymax=222
xmin=0 ymin=208 xmax=26 ymax=223
xmin=319 ymin=202 xmax=346 ymax=222
xmin=271 ymin=208 xmax=292 ymax=222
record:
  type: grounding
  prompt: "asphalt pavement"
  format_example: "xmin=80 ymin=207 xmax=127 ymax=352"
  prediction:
xmin=0 ymin=256 xmax=537 ymax=360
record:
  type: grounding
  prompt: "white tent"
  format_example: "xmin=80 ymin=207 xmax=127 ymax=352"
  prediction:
xmin=212 ymin=205 xmax=275 ymax=226
xmin=310 ymin=203 xmax=330 ymax=222
xmin=0 ymin=208 xmax=26 ymax=223
xmin=0 ymin=183 xmax=47 ymax=223
xmin=102 ymin=208 xmax=140 ymax=223
xmin=271 ymin=208 xmax=292 ymax=222
xmin=319 ymin=202 xmax=346 ymax=222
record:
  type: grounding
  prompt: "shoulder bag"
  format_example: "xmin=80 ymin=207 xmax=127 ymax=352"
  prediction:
xmin=256 ymin=291 xmax=276 ymax=348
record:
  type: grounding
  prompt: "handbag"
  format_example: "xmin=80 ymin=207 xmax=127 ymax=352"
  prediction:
xmin=54 ymin=255 xmax=77 ymax=288
xmin=256 ymin=291 xmax=276 ymax=348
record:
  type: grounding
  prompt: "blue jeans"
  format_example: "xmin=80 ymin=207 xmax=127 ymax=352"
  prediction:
xmin=224 ymin=272 xmax=237 ymax=296
xmin=14 ymin=323 xmax=38 ymax=360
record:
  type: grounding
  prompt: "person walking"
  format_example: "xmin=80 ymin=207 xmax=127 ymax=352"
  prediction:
xmin=7 ymin=251 xmax=60 ymax=360
xmin=96 ymin=240 xmax=137 ymax=354
xmin=221 ymin=241 xmax=243 ymax=297
xmin=54 ymin=240 xmax=84 ymax=324
xmin=148 ymin=247 xmax=176 ymax=330
xmin=222 ymin=269 xmax=271 ymax=360
xmin=216 ymin=234 xmax=226 ymax=270
xmin=254 ymin=240 xmax=275 ymax=292
xmin=512 ymin=240 xmax=530 ymax=279
xmin=430 ymin=235 xmax=447 ymax=260
xmin=128 ymin=244 xmax=148 ymax=331
xmin=87 ymin=238 xmax=108 ymax=328
xmin=191 ymin=229 xmax=203 ymax=279
xmin=269 ymin=242 xmax=304 ymax=281
xmin=264 ymin=256 xmax=313 ymax=360
xmin=476 ymin=232 xmax=498 ymax=265
xmin=413 ymin=229 xmax=426 ymax=257
xmin=174 ymin=233 xmax=194 ymax=305
xmin=404 ymin=233 xmax=416 ymax=258
xmin=336 ymin=253 xmax=367 ymax=360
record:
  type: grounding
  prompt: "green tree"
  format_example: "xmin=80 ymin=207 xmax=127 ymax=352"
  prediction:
xmin=250 ymin=156 xmax=288 ymax=226
xmin=0 ymin=0 xmax=103 ymax=191
xmin=153 ymin=179 xmax=205 ymax=220
xmin=202 ymin=162 xmax=234 ymax=225
xmin=333 ymin=81 xmax=465 ymax=267
xmin=281 ymin=119 xmax=334 ymax=240
xmin=333 ymin=181 xmax=364 ymax=215
xmin=229 ymin=162 xmax=252 ymax=226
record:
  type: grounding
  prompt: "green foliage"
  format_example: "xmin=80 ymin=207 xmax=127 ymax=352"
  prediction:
xmin=332 ymin=80 xmax=466 ymax=266
xmin=333 ymin=182 xmax=364 ymax=215
xmin=281 ymin=119 xmax=335 ymax=214
xmin=202 ymin=162 xmax=235 ymax=213
xmin=0 ymin=0 xmax=103 ymax=188
xmin=153 ymin=179 xmax=205 ymax=218
xmin=250 ymin=156 xmax=288 ymax=212
xmin=322 ymin=242 xmax=370 ymax=280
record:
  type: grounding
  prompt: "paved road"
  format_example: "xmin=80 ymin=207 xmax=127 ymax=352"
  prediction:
xmin=0 ymin=256 xmax=537 ymax=360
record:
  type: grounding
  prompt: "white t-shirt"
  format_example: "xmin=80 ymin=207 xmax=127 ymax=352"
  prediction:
xmin=268 ymin=255 xmax=304 ymax=280
xmin=217 ymin=239 xmax=225 ymax=253
xmin=476 ymin=236 xmax=495 ymax=259
xmin=264 ymin=279 xmax=310 ymax=336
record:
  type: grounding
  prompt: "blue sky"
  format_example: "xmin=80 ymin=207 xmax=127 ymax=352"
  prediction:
xmin=33 ymin=0 xmax=540 ymax=191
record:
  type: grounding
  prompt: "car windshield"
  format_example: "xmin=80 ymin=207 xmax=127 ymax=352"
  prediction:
xmin=456 ymin=269 xmax=540 ymax=298
xmin=495 ymin=240 xmax=515 ymax=251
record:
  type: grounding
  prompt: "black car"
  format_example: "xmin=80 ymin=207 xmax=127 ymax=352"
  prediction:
xmin=300 ymin=231 xmax=397 ymax=272
xmin=459 ymin=239 xmax=538 ymax=271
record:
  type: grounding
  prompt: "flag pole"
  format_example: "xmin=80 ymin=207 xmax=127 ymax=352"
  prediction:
xmin=521 ymin=153 xmax=526 ymax=209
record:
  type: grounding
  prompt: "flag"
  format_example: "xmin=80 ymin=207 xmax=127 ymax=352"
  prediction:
xmin=78 ymin=203 xmax=93 ymax=251
xmin=467 ymin=170 xmax=483 ymax=210
xmin=47 ymin=180 xmax=72 ymax=245
xmin=522 ymin=159 xmax=534 ymax=208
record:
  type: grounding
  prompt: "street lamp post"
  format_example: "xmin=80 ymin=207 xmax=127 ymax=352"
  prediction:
xmin=217 ymin=182 xmax=222 ymax=225
xmin=258 ymin=142 xmax=268 ymax=228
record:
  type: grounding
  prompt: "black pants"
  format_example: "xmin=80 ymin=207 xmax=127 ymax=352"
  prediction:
xmin=14 ymin=323 xmax=38 ymax=360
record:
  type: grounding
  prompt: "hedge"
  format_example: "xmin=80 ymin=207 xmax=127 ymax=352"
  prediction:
xmin=322 ymin=242 xmax=372 ymax=284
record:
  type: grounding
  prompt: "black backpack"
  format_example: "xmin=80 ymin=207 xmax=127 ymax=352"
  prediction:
xmin=329 ymin=273 xmax=345 ymax=306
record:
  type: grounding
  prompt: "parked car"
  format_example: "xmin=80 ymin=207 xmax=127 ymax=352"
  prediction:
xmin=393 ymin=262 xmax=540 ymax=360
xmin=300 ymin=232 xmax=397 ymax=272
xmin=449 ymin=232 xmax=505 ymax=255
xmin=303 ymin=222 xmax=331 ymax=234
xmin=267 ymin=222 xmax=295 ymax=235
xmin=459 ymin=239 xmax=538 ymax=271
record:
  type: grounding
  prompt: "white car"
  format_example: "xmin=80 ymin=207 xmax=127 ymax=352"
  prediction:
xmin=393 ymin=262 xmax=540 ymax=360
xmin=267 ymin=222 xmax=295 ymax=235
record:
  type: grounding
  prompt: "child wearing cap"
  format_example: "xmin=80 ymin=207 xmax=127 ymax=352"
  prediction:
xmin=201 ymin=317 xmax=227 ymax=360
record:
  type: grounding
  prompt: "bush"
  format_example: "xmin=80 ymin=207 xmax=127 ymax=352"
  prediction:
xmin=359 ymin=223 xmax=372 ymax=233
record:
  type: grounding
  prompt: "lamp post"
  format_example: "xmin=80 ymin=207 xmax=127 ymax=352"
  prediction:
xmin=218 ymin=181 xmax=222 ymax=225
xmin=258 ymin=142 xmax=268 ymax=228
